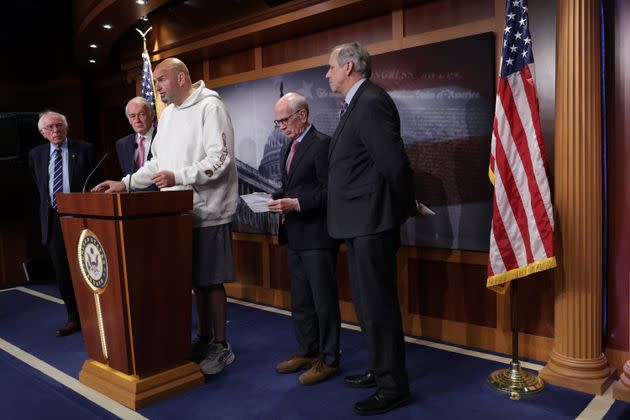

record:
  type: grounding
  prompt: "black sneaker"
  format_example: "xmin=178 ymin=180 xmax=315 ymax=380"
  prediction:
xmin=191 ymin=336 xmax=213 ymax=363
xmin=199 ymin=342 xmax=235 ymax=374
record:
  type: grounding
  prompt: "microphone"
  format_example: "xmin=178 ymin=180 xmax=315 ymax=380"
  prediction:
xmin=82 ymin=146 xmax=111 ymax=193
xmin=128 ymin=142 xmax=140 ymax=192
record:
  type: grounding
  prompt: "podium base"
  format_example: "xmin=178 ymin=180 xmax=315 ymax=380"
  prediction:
xmin=79 ymin=359 xmax=204 ymax=410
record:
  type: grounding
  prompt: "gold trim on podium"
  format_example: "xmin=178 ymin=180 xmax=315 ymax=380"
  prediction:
xmin=79 ymin=360 xmax=204 ymax=410
xmin=116 ymin=217 xmax=137 ymax=374
xmin=77 ymin=229 xmax=110 ymax=361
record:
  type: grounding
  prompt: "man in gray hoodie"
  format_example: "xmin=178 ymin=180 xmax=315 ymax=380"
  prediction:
xmin=93 ymin=57 xmax=239 ymax=375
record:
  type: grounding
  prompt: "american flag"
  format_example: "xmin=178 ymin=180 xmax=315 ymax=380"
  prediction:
xmin=487 ymin=0 xmax=556 ymax=293
xmin=141 ymin=51 xmax=156 ymax=113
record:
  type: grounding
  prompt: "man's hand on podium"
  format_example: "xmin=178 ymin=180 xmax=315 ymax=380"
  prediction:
xmin=92 ymin=180 xmax=126 ymax=193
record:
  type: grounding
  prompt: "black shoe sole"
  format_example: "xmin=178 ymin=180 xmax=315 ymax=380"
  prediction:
xmin=353 ymin=396 xmax=410 ymax=416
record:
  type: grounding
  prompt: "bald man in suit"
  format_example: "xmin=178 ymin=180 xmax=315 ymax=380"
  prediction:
xmin=268 ymin=92 xmax=341 ymax=386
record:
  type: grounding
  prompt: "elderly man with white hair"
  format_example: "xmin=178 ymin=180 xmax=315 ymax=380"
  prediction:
xmin=114 ymin=96 xmax=158 ymax=191
xmin=28 ymin=110 xmax=101 ymax=337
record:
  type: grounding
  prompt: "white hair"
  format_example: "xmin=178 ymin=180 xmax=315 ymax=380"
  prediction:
xmin=38 ymin=111 xmax=68 ymax=130
xmin=125 ymin=96 xmax=154 ymax=117
xmin=284 ymin=92 xmax=309 ymax=116
xmin=332 ymin=42 xmax=372 ymax=78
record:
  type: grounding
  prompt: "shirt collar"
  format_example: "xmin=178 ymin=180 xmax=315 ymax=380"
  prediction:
xmin=295 ymin=124 xmax=312 ymax=143
xmin=138 ymin=126 xmax=154 ymax=140
xmin=49 ymin=139 xmax=68 ymax=155
xmin=344 ymin=78 xmax=367 ymax=106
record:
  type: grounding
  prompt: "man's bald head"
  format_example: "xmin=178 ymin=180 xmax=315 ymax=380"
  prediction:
xmin=153 ymin=57 xmax=193 ymax=105
xmin=155 ymin=58 xmax=190 ymax=78
xmin=274 ymin=92 xmax=309 ymax=140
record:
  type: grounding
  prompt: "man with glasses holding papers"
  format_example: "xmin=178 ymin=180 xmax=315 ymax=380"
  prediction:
xmin=267 ymin=92 xmax=341 ymax=386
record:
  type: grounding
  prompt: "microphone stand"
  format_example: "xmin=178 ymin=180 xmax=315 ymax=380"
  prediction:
xmin=82 ymin=148 xmax=111 ymax=193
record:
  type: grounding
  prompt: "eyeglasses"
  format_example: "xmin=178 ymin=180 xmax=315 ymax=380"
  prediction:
xmin=273 ymin=109 xmax=304 ymax=127
xmin=127 ymin=111 xmax=147 ymax=120
xmin=41 ymin=123 xmax=66 ymax=132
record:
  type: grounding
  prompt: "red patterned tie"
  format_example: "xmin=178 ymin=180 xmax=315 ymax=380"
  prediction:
xmin=285 ymin=139 xmax=300 ymax=173
xmin=135 ymin=135 xmax=145 ymax=168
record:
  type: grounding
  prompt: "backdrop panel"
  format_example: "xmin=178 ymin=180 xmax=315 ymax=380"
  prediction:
xmin=218 ymin=33 xmax=494 ymax=250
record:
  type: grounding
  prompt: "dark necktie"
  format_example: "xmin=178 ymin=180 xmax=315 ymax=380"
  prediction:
xmin=51 ymin=148 xmax=63 ymax=209
xmin=285 ymin=139 xmax=300 ymax=173
xmin=339 ymin=101 xmax=349 ymax=119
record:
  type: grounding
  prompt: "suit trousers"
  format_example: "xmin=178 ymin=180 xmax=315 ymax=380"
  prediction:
xmin=346 ymin=229 xmax=409 ymax=396
xmin=288 ymin=248 xmax=340 ymax=366
xmin=47 ymin=209 xmax=79 ymax=323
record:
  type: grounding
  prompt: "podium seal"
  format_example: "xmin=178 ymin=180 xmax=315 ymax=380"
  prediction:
xmin=77 ymin=229 xmax=109 ymax=360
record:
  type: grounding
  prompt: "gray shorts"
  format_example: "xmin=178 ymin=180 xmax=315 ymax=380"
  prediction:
xmin=192 ymin=223 xmax=234 ymax=288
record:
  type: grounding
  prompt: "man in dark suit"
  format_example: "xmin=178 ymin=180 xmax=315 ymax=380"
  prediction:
xmin=268 ymin=92 xmax=341 ymax=385
xmin=28 ymin=111 xmax=101 ymax=337
xmin=115 ymin=97 xmax=158 ymax=191
xmin=326 ymin=42 xmax=415 ymax=415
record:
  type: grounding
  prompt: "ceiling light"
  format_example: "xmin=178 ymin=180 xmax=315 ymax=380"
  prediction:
xmin=89 ymin=44 xmax=98 ymax=48
xmin=102 ymin=24 xmax=112 ymax=29
xmin=136 ymin=0 xmax=146 ymax=5
xmin=89 ymin=59 xmax=96 ymax=63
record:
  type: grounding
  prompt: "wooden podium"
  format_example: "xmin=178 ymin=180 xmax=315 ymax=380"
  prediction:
xmin=56 ymin=191 xmax=204 ymax=409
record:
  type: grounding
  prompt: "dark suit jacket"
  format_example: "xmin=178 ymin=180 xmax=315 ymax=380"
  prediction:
xmin=115 ymin=132 xmax=158 ymax=192
xmin=28 ymin=139 xmax=101 ymax=245
xmin=328 ymin=80 xmax=415 ymax=239
xmin=272 ymin=126 xmax=338 ymax=250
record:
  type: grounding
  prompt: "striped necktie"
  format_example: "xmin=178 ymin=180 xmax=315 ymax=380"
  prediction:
xmin=51 ymin=147 xmax=63 ymax=209
xmin=339 ymin=101 xmax=349 ymax=119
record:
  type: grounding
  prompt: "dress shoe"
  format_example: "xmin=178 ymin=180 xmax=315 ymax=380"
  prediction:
xmin=344 ymin=371 xmax=376 ymax=388
xmin=276 ymin=355 xmax=317 ymax=373
xmin=353 ymin=391 xmax=410 ymax=415
xmin=55 ymin=321 xmax=80 ymax=337
xmin=298 ymin=360 xmax=340 ymax=385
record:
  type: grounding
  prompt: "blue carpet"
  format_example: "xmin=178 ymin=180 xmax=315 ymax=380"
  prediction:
xmin=605 ymin=401 xmax=630 ymax=419
xmin=0 ymin=350 xmax=117 ymax=420
xmin=0 ymin=285 xmax=626 ymax=419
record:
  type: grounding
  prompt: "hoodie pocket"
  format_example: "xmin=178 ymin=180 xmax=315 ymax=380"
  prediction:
xmin=191 ymin=185 xmax=208 ymax=210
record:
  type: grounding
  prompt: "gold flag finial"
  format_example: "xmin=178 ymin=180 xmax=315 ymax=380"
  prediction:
xmin=134 ymin=26 xmax=165 ymax=118
xmin=135 ymin=26 xmax=152 ymax=53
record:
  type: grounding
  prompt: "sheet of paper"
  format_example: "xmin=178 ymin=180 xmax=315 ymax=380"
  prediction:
xmin=240 ymin=192 xmax=273 ymax=213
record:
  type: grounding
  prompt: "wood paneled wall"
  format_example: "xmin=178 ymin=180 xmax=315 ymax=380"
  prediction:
xmin=0 ymin=77 xmax=86 ymax=289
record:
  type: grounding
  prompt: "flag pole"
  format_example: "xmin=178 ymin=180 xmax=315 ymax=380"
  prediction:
xmin=135 ymin=27 xmax=165 ymax=118
xmin=486 ymin=0 xmax=552 ymax=400
xmin=488 ymin=279 xmax=544 ymax=400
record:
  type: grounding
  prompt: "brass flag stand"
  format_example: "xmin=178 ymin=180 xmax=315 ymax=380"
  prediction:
xmin=488 ymin=279 xmax=544 ymax=400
